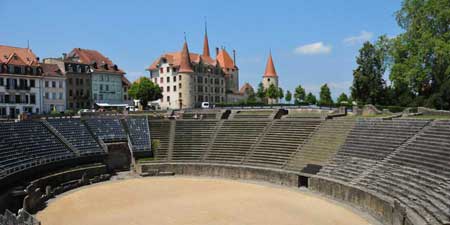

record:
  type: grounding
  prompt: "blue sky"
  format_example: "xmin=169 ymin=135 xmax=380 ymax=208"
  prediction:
xmin=0 ymin=0 xmax=402 ymax=99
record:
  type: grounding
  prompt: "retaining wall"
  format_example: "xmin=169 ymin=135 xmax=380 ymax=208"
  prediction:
xmin=309 ymin=177 xmax=421 ymax=225
xmin=140 ymin=163 xmax=300 ymax=187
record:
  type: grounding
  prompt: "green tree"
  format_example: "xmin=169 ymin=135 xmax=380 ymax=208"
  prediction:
xmin=266 ymin=83 xmax=279 ymax=104
xmin=390 ymin=0 xmax=450 ymax=109
xmin=294 ymin=85 xmax=306 ymax=104
xmin=128 ymin=77 xmax=163 ymax=109
xmin=319 ymin=84 xmax=333 ymax=107
xmin=305 ymin=92 xmax=317 ymax=105
xmin=351 ymin=39 xmax=389 ymax=105
xmin=256 ymin=82 xmax=266 ymax=99
xmin=337 ymin=93 xmax=349 ymax=106
xmin=285 ymin=90 xmax=292 ymax=104
xmin=278 ymin=87 xmax=284 ymax=102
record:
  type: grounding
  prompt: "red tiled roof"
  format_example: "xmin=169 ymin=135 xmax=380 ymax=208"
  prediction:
xmin=0 ymin=45 xmax=38 ymax=65
xmin=239 ymin=82 xmax=254 ymax=94
xmin=263 ymin=52 xmax=277 ymax=77
xmin=203 ymin=31 xmax=210 ymax=58
xmin=147 ymin=51 xmax=217 ymax=71
xmin=217 ymin=49 xmax=235 ymax=71
xmin=68 ymin=48 xmax=124 ymax=74
xmin=41 ymin=63 xmax=64 ymax=77
xmin=179 ymin=42 xmax=194 ymax=73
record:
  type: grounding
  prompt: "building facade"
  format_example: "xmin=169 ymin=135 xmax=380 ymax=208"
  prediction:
xmin=0 ymin=45 xmax=43 ymax=118
xmin=65 ymin=48 xmax=126 ymax=106
xmin=44 ymin=57 xmax=93 ymax=110
xmin=41 ymin=63 xmax=66 ymax=113
xmin=262 ymin=53 xmax=279 ymax=104
xmin=147 ymin=30 xmax=239 ymax=109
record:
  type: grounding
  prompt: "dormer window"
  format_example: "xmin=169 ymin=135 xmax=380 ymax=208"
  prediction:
xmin=162 ymin=58 xmax=167 ymax=64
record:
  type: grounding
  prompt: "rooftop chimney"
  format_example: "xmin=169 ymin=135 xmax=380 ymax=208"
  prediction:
xmin=215 ymin=47 xmax=219 ymax=57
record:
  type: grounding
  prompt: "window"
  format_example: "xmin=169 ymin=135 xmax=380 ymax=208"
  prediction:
xmin=166 ymin=67 xmax=170 ymax=73
xmin=160 ymin=77 xmax=163 ymax=83
xmin=100 ymin=84 xmax=103 ymax=91
xmin=105 ymin=85 xmax=109 ymax=91
xmin=173 ymin=85 xmax=176 ymax=91
xmin=45 ymin=92 xmax=49 ymax=99
xmin=80 ymin=79 xmax=83 ymax=85
xmin=52 ymin=92 xmax=56 ymax=99
xmin=52 ymin=81 xmax=56 ymax=88
xmin=76 ymin=78 xmax=79 ymax=85
xmin=166 ymin=96 xmax=170 ymax=102
xmin=204 ymin=78 xmax=207 ymax=83
xmin=76 ymin=90 xmax=79 ymax=96
xmin=0 ymin=78 xmax=3 ymax=86
xmin=69 ymin=78 xmax=73 ymax=85
xmin=59 ymin=93 xmax=63 ymax=100
xmin=69 ymin=90 xmax=73 ymax=97
xmin=179 ymin=83 xmax=182 ymax=89
xmin=179 ymin=92 xmax=182 ymax=98
xmin=15 ymin=95 xmax=20 ymax=103
xmin=160 ymin=68 xmax=164 ymax=74
xmin=59 ymin=81 xmax=63 ymax=88
xmin=80 ymin=89 xmax=84 ymax=96
xmin=173 ymin=76 xmax=176 ymax=82
xmin=30 ymin=94 xmax=36 ymax=104
xmin=30 ymin=79 xmax=35 ymax=88
xmin=173 ymin=68 xmax=177 ymax=73
xmin=14 ymin=66 xmax=21 ymax=74
xmin=45 ymin=81 xmax=49 ymax=88
xmin=166 ymin=86 xmax=170 ymax=92
xmin=179 ymin=75 xmax=181 ymax=80
xmin=166 ymin=77 xmax=170 ymax=83
xmin=210 ymin=78 xmax=213 ymax=84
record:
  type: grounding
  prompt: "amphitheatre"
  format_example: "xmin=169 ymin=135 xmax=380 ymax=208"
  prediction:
xmin=0 ymin=106 xmax=450 ymax=225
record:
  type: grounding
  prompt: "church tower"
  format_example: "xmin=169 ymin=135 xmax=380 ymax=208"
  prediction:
xmin=262 ymin=52 xmax=279 ymax=104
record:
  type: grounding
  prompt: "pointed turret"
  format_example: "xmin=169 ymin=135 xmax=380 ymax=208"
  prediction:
xmin=263 ymin=52 xmax=277 ymax=77
xmin=179 ymin=41 xmax=193 ymax=73
xmin=202 ymin=26 xmax=210 ymax=57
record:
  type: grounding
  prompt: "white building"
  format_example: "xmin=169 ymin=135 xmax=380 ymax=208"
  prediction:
xmin=0 ymin=45 xmax=43 ymax=118
xmin=147 ymin=30 xmax=240 ymax=109
xmin=41 ymin=63 xmax=66 ymax=113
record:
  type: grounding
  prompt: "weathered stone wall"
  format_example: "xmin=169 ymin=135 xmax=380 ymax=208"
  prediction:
xmin=309 ymin=177 xmax=415 ymax=225
xmin=105 ymin=142 xmax=131 ymax=171
xmin=23 ymin=164 xmax=110 ymax=213
xmin=140 ymin=163 xmax=299 ymax=187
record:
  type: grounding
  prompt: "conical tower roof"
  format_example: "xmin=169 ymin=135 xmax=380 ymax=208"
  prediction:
xmin=263 ymin=52 xmax=277 ymax=77
xmin=202 ymin=28 xmax=210 ymax=57
xmin=179 ymin=41 xmax=193 ymax=73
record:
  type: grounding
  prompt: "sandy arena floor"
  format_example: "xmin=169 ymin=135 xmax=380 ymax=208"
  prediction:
xmin=37 ymin=177 xmax=375 ymax=225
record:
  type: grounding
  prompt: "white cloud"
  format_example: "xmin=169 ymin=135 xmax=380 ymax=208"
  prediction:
xmin=293 ymin=42 xmax=332 ymax=55
xmin=343 ymin=30 xmax=374 ymax=45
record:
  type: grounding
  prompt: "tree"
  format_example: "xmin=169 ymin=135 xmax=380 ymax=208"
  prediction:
xmin=351 ymin=38 xmax=389 ymax=105
xmin=266 ymin=83 xmax=279 ymax=104
xmin=246 ymin=88 xmax=257 ymax=103
xmin=285 ymin=90 xmax=292 ymax=104
xmin=278 ymin=87 xmax=284 ymax=102
xmin=389 ymin=0 xmax=450 ymax=109
xmin=305 ymin=92 xmax=317 ymax=105
xmin=128 ymin=77 xmax=162 ymax=109
xmin=337 ymin=93 xmax=349 ymax=106
xmin=256 ymin=82 xmax=266 ymax=99
xmin=319 ymin=84 xmax=333 ymax=107
xmin=293 ymin=85 xmax=306 ymax=104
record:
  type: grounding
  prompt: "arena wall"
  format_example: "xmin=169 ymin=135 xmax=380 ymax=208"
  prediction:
xmin=139 ymin=163 xmax=300 ymax=187
xmin=309 ymin=177 xmax=420 ymax=225
xmin=23 ymin=164 xmax=110 ymax=213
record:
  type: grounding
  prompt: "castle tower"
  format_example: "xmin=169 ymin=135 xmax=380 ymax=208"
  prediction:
xmin=202 ymin=25 xmax=210 ymax=58
xmin=262 ymin=52 xmax=279 ymax=104
xmin=179 ymin=41 xmax=194 ymax=109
